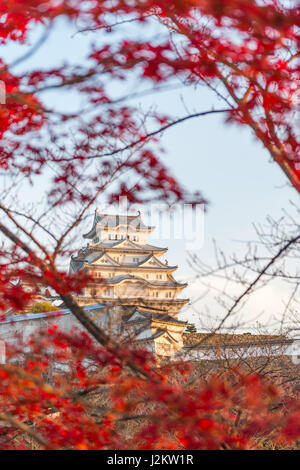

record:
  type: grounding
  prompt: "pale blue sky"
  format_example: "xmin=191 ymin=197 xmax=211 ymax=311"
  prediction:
xmin=2 ymin=17 xmax=299 ymax=331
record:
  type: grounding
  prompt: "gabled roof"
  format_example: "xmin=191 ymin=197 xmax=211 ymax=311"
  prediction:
xmin=83 ymin=211 xmax=154 ymax=239
xmin=137 ymin=254 xmax=177 ymax=270
xmin=125 ymin=307 xmax=187 ymax=326
xmin=69 ymin=260 xmax=84 ymax=273
xmin=86 ymin=251 xmax=120 ymax=266
xmin=135 ymin=328 xmax=166 ymax=341
xmin=88 ymin=238 xmax=167 ymax=254
xmin=101 ymin=274 xmax=186 ymax=288
xmin=136 ymin=328 xmax=181 ymax=343
xmin=71 ymin=240 xmax=168 ymax=265
xmin=74 ymin=251 xmax=177 ymax=271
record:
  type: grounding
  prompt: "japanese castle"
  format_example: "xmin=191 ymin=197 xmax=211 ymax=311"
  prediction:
xmin=69 ymin=210 xmax=189 ymax=357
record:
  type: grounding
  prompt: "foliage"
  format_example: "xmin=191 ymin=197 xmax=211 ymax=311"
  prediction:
xmin=30 ymin=302 xmax=59 ymax=313
xmin=0 ymin=0 xmax=298 ymax=197
xmin=0 ymin=0 xmax=299 ymax=450
xmin=0 ymin=327 xmax=299 ymax=450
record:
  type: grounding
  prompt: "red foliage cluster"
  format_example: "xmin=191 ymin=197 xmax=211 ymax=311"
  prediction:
xmin=0 ymin=61 xmax=44 ymax=147
xmin=0 ymin=327 xmax=299 ymax=450
xmin=0 ymin=0 xmax=299 ymax=198
xmin=0 ymin=246 xmax=92 ymax=315
xmin=0 ymin=0 xmax=299 ymax=451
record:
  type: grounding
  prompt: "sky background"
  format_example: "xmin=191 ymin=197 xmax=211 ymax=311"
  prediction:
xmin=2 ymin=17 xmax=299 ymax=332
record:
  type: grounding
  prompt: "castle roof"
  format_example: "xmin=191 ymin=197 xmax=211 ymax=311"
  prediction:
xmin=71 ymin=252 xmax=177 ymax=271
xmin=136 ymin=254 xmax=175 ymax=269
xmin=123 ymin=306 xmax=187 ymax=344
xmin=85 ymin=251 xmax=119 ymax=266
xmin=87 ymin=238 xmax=167 ymax=254
xmin=135 ymin=328 xmax=182 ymax=343
xmin=83 ymin=211 xmax=154 ymax=239
xmin=124 ymin=306 xmax=187 ymax=326
xmin=183 ymin=332 xmax=291 ymax=349
xmin=99 ymin=274 xmax=187 ymax=288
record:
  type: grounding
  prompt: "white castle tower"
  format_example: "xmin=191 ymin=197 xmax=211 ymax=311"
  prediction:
xmin=69 ymin=210 xmax=189 ymax=357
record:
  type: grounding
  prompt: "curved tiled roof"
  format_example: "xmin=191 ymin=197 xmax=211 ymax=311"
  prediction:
xmin=72 ymin=252 xmax=177 ymax=271
xmin=83 ymin=211 xmax=154 ymax=239
xmin=100 ymin=274 xmax=187 ymax=288
xmin=87 ymin=238 xmax=167 ymax=253
xmin=125 ymin=307 xmax=187 ymax=326
xmin=69 ymin=260 xmax=84 ymax=273
xmin=85 ymin=251 xmax=119 ymax=265
xmin=136 ymin=329 xmax=181 ymax=343
xmin=183 ymin=333 xmax=291 ymax=348
xmin=136 ymin=254 xmax=177 ymax=269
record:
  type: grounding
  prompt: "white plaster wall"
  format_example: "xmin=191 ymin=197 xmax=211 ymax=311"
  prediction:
xmin=0 ymin=308 xmax=118 ymax=363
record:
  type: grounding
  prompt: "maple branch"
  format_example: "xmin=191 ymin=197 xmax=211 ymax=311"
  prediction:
xmin=0 ymin=412 xmax=52 ymax=450
xmin=5 ymin=208 xmax=58 ymax=243
xmin=74 ymin=108 xmax=231 ymax=161
xmin=75 ymin=13 xmax=155 ymax=35
xmin=185 ymin=232 xmax=300 ymax=351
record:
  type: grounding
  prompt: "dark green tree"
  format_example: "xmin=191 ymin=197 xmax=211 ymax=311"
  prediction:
xmin=185 ymin=323 xmax=197 ymax=334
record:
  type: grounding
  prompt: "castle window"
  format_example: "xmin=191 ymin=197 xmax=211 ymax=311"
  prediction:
xmin=105 ymin=288 xmax=113 ymax=297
